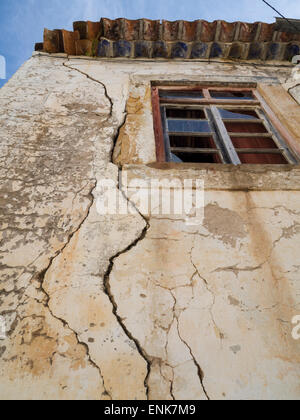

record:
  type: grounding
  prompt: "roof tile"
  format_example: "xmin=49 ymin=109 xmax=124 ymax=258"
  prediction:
xmin=191 ymin=42 xmax=208 ymax=58
xmin=135 ymin=40 xmax=152 ymax=58
xmin=39 ymin=17 xmax=300 ymax=62
xmin=101 ymin=18 xmax=123 ymax=41
xmin=238 ymin=22 xmax=260 ymax=42
xmin=43 ymin=29 xmax=63 ymax=53
xmin=75 ymin=39 xmax=92 ymax=56
xmin=62 ymin=30 xmax=80 ymax=56
xmin=218 ymin=21 xmax=238 ymax=43
xmin=162 ymin=20 xmax=181 ymax=41
xmin=87 ymin=21 xmax=101 ymax=40
xmin=258 ymin=22 xmax=276 ymax=42
xmin=200 ymin=21 xmax=218 ymax=42
xmin=152 ymin=41 xmax=168 ymax=58
xmin=124 ymin=19 xmax=140 ymax=41
xmin=182 ymin=20 xmax=199 ymax=42
xmin=142 ymin=19 xmax=160 ymax=41
xmin=73 ymin=21 xmax=88 ymax=39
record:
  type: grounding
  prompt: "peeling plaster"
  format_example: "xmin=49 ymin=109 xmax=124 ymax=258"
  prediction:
xmin=1 ymin=55 xmax=300 ymax=400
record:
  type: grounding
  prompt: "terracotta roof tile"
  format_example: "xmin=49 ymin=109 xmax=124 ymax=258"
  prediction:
xmin=36 ymin=17 xmax=300 ymax=62
xmin=238 ymin=22 xmax=259 ymax=42
xmin=62 ymin=30 xmax=80 ymax=56
xmin=182 ymin=20 xmax=198 ymax=42
xmin=142 ymin=19 xmax=160 ymax=41
xmin=200 ymin=21 xmax=218 ymax=42
xmin=218 ymin=21 xmax=238 ymax=43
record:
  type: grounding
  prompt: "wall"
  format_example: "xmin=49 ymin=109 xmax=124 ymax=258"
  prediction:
xmin=0 ymin=53 xmax=299 ymax=400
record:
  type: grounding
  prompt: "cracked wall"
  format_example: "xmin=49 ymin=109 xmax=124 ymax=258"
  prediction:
xmin=0 ymin=53 xmax=300 ymax=400
xmin=0 ymin=54 xmax=148 ymax=399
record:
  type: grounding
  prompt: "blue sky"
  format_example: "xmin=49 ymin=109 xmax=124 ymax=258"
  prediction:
xmin=0 ymin=0 xmax=300 ymax=88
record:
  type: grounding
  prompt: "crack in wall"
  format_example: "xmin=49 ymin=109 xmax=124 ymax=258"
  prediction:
xmin=103 ymin=210 xmax=152 ymax=399
xmin=63 ymin=58 xmax=129 ymax=167
xmin=169 ymin=284 xmax=210 ymax=400
xmin=159 ymin=361 xmax=175 ymax=400
xmin=63 ymin=60 xmax=113 ymax=119
xmin=111 ymin=110 xmax=128 ymax=164
xmin=38 ymin=275 xmax=111 ymax=399
xmin=60 ymin=60 xmax=152 ymax=399
xmin=190 ymin=241 xmax=223 ymax=347
xmin=175 ymin=316 xmax=210 ymax=401
xmin=149 ymin=274 xmax=211 ymax=400
xmin=34 ymin=180 xmax=113 ymax=399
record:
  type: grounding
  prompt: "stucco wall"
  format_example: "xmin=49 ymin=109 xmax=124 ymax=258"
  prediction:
xmin=0 ymin=53 xmax=299 ymax=400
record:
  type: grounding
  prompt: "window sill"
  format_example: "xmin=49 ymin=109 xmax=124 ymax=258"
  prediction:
xmin=122 ymin=163 xmax=300 ymax=191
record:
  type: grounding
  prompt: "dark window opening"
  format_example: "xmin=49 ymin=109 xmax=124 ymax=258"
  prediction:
xmin=169 ymin=135 xmax=216 ymax=149
xmin=172 ymin=152 xmax=221 ymax=163
xmin=210 ymin=90 xmax=254 ymax=100
xmin=166 ymin=108 xmax=206 ymax=119
xmin=169 ymin=134 xmax=221 ymax=163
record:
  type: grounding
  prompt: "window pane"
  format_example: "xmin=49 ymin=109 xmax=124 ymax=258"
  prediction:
xmin=168 ymin=119 xmax=211 ymax=133
xmin=231 ymin=136 xmax=278 ymax=149
xmin=171 ymin=152 xmax=221 ymax=163
xmin=238 ymin=153 xmax=288 ymax=164
xmin=170 ymin=136 xmax=216 ymax=148
xmin=210 ymin=90 xmax=254 ymax=100
xmin=160 ymin=90 xmax=203 ymax=100
xmin=224 ymin=122 xmax=268 ymax=133
xmin=219 ymin=108 xmax=259 ymax=119
xmin=166 ymin=108 xmax=206 ymax=119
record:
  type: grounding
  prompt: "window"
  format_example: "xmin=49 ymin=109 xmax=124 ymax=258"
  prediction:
xmin=151 ymin=86 xmax=298 ymax=165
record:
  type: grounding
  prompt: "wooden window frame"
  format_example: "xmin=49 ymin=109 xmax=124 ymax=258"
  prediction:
xmin=151 ymin=85 xmax=299 ymax=165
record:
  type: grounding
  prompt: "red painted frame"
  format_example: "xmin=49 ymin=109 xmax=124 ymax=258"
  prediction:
xmin=151 ymin=85 xmax=299 ymax=163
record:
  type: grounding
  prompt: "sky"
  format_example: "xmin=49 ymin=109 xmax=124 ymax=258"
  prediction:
xmin=0 ymin=0 xmax=300 ymax=88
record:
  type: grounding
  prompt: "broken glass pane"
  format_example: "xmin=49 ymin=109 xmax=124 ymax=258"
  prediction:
xmin=170 ymin=153 xmax=183 ymax=163
xmin=219 ymin=109 xmax=259 ymax=119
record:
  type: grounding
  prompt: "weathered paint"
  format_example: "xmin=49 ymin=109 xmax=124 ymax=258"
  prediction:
xmin=0 ymin=53 xmax=299 ymax=400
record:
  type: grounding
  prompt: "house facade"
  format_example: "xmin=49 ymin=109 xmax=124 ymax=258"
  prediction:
xmin=0 ymin=18 xmax=300 ymax=400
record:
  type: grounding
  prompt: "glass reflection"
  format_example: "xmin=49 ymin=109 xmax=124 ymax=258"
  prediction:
xmin=168 ymin=119 xmax=211 ymax=133
xmin=219 ymin=109 xmax=258 ymax=120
